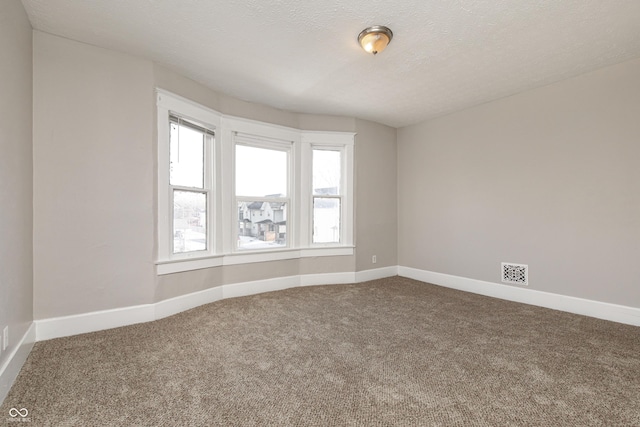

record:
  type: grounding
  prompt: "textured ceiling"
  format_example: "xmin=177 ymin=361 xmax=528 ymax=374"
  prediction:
xmin=20 ymin=0 xmax=640 ymax=128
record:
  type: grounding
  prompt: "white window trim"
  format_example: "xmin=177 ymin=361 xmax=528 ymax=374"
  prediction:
xmin=231 ymin=127 xmax=296 ymax=253
xmin=302 ymin=131 xmax=355 ymax=248
xmin=156 ymin=89 xmax=355 ymax=275
xmin=157 ymin=90 xmax=221 ymax=262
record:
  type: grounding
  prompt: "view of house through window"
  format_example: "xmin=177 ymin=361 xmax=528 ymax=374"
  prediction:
xmin=236 ymin=144 xmax=289 ymax=250
xmin=170 ymin=117 xmax=211 ymax=253
xmin=312 ymin=149 xmax=342 ymax=243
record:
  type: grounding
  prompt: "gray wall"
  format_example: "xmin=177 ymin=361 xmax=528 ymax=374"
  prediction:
xmin=33 ymin=32 xmax=156 ymax=319
xmin=355 ymin=119 xmax=397 ymax=271
xmin=0 ymin=0 xmax=33 ymax=357
xmin=398 ymin=58 xmax=640 ymax=307
xmin=33 ymin=32 xmax=397 ymax=318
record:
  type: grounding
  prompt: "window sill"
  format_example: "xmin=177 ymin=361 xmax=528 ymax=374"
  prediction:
xmin=156 ymin=246 xmax=354 ymax=275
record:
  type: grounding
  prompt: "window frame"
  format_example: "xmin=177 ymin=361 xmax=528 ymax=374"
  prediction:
xmin=169 ymin=116 xmax=213 ymax=256
xmin=157 ymin=91 xmax=220 ymax=262
xmin=311 ymin=146 xmax=344 ymax=245
xmin=302 ymin=132 xmax=354 ymax=248
xmin=156 ymin=89 xmax=355 ymax=275
xmin=233 ymin=133 xmax=293 ymax=252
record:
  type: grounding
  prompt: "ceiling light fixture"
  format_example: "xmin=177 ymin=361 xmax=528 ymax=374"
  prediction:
xmin=358 ymin=25 xmax=393 ymax=55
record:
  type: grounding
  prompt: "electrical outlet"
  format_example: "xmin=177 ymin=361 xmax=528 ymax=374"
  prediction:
xmin=3 ymin=326 xmax=8 ymax=351
xmin=372 ymin=255 xmax=377 ymax=264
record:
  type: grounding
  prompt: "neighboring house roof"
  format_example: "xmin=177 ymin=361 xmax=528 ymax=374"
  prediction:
xmin=246 ymin=201 xmax=285 ymax=210
xmin=247 ymin=202 xmax=264 ymax=210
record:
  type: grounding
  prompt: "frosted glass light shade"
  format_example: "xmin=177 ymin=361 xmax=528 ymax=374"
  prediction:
xmin=358 ymin=26 xmax=393 ymax=55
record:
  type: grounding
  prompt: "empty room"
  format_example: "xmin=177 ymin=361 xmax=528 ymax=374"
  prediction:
xmin=1 ymin=0 xmax=639 ymax=425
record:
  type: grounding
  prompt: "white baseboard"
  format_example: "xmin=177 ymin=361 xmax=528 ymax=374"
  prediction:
xmin=223 ymin=275 xmax=301 ymax=299
xmin=36 ymin=304 xmax=156 ymax=342
xmin=300 ymin=272 xmax=356 ymax=286
xmin=398 ymin=266 xmax=640 ymax=327
xmin=36 ymin=269 xmax=397 ymax=342
xmin=0 ymin=323 xmax=36 ymax=406
xmin=155 ymin=286 xmax=224 ymax=321
xmin=355 ymin=265 xmax=398 ymax=283
xmin=36 ymin=265 xmax=636 ymax=343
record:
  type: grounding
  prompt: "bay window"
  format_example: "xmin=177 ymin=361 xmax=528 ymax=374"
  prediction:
xmin=156 ymin=89 xmax=354 ymax=275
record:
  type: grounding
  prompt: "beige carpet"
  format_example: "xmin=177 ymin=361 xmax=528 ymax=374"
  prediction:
xmin=2 ymin=276 xmax=639 ymax=426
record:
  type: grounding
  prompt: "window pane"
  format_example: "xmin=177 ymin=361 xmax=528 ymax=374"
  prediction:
xmin=313 ymin=149 xmax=341 ymax=195
xmin=173 ymin=190 xmax=207 ymax=253
xmin=237 ymin=201 xmax=287 ymax=250
xmin=170 ymin=122 xmax=204 ymax=188
xmin=236 ymin=145 xmax=287 ymax=197
xmin=313 ymin=197 xmax=340 ymax=243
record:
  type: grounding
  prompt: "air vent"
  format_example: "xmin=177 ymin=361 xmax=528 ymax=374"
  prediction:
xmin=501 ymin=262 xmax=528 ymax=286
